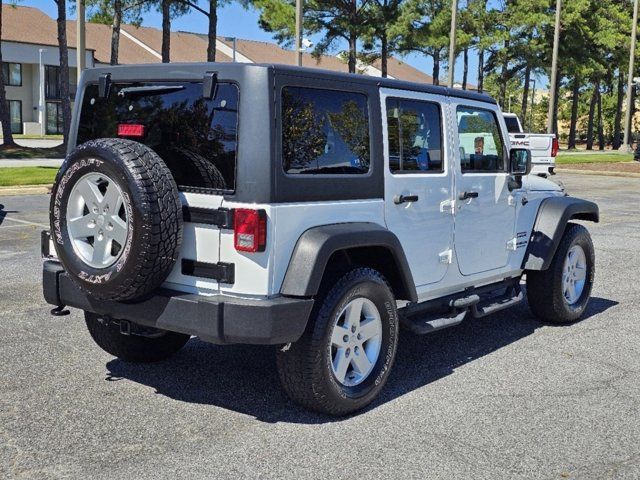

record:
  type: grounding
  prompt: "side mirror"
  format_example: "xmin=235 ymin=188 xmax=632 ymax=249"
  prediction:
xmin=509 ymin=148 xmax=531 ymax=176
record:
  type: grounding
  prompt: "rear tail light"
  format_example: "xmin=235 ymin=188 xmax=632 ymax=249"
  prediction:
xmin=234 ymin=209 xmax=267 ymax=252
xmin=551 ymin=137 xmax=559 ymax=157
xmin=117 ymin=123 xmax=145 ymax=138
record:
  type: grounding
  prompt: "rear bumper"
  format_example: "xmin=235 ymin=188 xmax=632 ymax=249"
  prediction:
xmin=43 ymin=260 xmax=314 ymax=345
xmin=531 ymin=163 xmax=555 ymax=176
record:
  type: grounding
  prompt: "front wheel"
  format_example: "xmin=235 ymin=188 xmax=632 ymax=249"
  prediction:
xmin=526 ymin=223 xmax=595 ymax=323
xmin=276 ymin=268 xmax=399 ymax=416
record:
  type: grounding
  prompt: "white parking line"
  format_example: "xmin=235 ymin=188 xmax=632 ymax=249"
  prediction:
xmin=0 ymin=216 xmax=49 ymax=229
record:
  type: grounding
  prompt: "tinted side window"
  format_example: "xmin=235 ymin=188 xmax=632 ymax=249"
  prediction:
xmin=282 ymin=87 xmax=370 ymax=175
xmin=77 ymin=82 xmax=239 ymax=192
xmin=386 ymin=98 xmax=443 ymax=173
xmin=457 ymin=106 xmax=506 ymax=173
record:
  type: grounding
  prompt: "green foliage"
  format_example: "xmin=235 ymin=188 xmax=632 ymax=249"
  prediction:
xmin=86 ymin=0 xmax=147 ymax=27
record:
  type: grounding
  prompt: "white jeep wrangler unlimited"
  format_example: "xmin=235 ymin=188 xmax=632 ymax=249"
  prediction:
xmin=42 ymin=64 xmax=598 ymax=415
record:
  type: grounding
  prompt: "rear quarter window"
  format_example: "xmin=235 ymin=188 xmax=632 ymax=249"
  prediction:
xmin=281 ymin=86 xmax=370 ymax=175
xmin=77 ymin=82 xmax=239 ymax=193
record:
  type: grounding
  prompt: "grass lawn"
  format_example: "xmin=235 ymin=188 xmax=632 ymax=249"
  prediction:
xmin=1 ymin=134 xmax=64 ymax=140
xmin=0 ymin=145 xmax=65 ymax=159
xmin=556 ymin=153 xmax=633 ymax=164
xmin=0 ymin=167 xmax=58 ymax=186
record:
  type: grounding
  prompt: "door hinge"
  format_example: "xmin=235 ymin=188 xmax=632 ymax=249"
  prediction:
xmin=440 ymin=199 xmax=455 ymax=215
xmin=439 ymin=249 xmax=453 ymax=264
xmin=506 ymin=237 xmax=518 ymax=251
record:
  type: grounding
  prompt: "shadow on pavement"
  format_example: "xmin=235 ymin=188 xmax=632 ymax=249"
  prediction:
xmin=105 ymin=296 xmax=618 ymax=424
xmin=0 ymin=204 xmax=19 ymax=227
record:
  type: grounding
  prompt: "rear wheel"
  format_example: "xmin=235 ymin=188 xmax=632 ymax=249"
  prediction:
xmin=85 ymin=312 xmax=190 ymax=363
xmin=526 ymin=223 xmax=595 ymax=323
xmin=276 ymin=268 xmax=399 ymax=416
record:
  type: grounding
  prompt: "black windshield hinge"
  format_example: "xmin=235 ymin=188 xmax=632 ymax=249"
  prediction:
xmin=98 ymin=73 xmax=112 ymax=98
xmin=203 ymin=71 xmax=218 ymax=99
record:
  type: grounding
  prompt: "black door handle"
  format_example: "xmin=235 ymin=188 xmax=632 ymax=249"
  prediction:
xmin=393 ymin=194 xmax=419 ymax=204
xmin=458 ymin=191 xmax=479 ymax=200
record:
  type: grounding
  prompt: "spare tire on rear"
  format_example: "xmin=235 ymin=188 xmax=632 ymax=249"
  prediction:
xmin=50 ymin=138 xmax=183 ymax=301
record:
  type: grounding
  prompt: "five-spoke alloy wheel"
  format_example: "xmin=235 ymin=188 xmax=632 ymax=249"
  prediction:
xmin=67 ymin=172 xmax=129 ymax=269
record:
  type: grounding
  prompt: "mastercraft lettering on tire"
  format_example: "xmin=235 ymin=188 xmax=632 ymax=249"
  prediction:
xmin=42 ymin=63 xmax=599 ymax=415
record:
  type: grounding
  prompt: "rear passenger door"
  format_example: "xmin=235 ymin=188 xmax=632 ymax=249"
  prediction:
xmin=381 ymin=89 xmax=454 ymax=287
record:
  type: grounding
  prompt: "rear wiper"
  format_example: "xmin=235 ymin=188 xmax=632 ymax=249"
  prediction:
xmin=117 ymin=85 xmax=185 ymax=96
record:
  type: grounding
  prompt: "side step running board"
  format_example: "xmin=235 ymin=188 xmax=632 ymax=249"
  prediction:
xmin=470 ymin=286 xmax=523 ymax=318
xmin=401 ymin=309 xmax=469 ymax=335
xmin=400 ymin=284 xmax=523 ymax=335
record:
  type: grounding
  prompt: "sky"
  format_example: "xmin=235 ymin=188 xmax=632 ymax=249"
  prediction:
xmin=16 ymin=0 xmax=527 ymax=89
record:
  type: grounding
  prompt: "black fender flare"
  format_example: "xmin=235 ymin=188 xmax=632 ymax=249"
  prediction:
xmin=280 ymin=223 xmax=418 ymax=302
xmin=523 ymin=196 xmax=599 ymax=271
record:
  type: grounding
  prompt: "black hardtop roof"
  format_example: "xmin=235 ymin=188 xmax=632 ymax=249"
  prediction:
xmin=84 ymin=62 xmax=497 ymax=105
xmin=260 ymin=63 xmax=497 ymax=105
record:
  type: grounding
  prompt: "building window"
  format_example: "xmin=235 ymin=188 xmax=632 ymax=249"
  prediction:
xmin=281 ymin=86 xmax=370 ymax=175
xmin=2 ymin=63 xmax=22 ymax=86
xmin=46 ymin=102 xmax=63 ymax=135
xmin=8 ymin=100 xmax=22 ymax=134
xmin=45 ymin=66 xmax=61 ymax=100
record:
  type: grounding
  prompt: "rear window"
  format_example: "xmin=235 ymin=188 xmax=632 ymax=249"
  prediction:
xmin=77 ymin=82 xmax=239 ymax=193
xmin=503 ymin=115 xmax=521 ymax=133
xmin=281 ymin=86 xmax=370 ymax=175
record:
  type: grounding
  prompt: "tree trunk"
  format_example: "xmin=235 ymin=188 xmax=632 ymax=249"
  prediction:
xmin=552 ymin=70 xmax=560 ymax=135
xmin=586 ymin=80 xmax=598 ymax=150
xmin=207 ymin=0 xmax=217 ymax=62
xmin=380 ymin=32 xmax=388 ymax=78
xmin=568 ymin=75 xmax=580 ymax=149
xmin=462 ymin=47 xmax=468 ymax=90
xmin=110 ymin=0 xmax=122 ymax=65
xmin=433 ymin=51 xmax=440 ymax=86
xmin=597 ymin=84 xmax=604 ymax=150
xmin=612 ymin=71 xmax=624 ymax=149
xmin=162 ymin=0 xmax=171 ymax=63
xmin=499 ymin=40 xmax=510 ymax=108
xmin=348 ymin=33 xmax=357 ymax=73
xmin=56 ymin=0 xmax=72 ymax=144
xmin=628 ymin=84 xmax=637 ymax=146
xmin=521 ymin=65 xmax=531 ymax=128
xmin=477 ymin=49 xmax=484 ymax=93
xmin=0 ymin=3 xmax=16 ymax=147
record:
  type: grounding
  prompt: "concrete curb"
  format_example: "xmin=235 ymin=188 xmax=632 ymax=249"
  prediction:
xmin=556 ymin=168 xmax=640 ymax=178
xmin=0 ymin=184 xmax=52 ymax=196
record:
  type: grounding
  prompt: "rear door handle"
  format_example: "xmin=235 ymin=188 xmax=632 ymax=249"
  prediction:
xmin=393 ymin=194 xmax=419 ymax=204
xmin=458 ymin=191 xmax=479 ymax=201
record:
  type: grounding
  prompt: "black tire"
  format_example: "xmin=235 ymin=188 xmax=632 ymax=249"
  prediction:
xmin=164 ymin=148 xmax=227 ymax=190
xmin=526 ymin=223 xmax=595 ymax=323
xmin=277 ymin=268 xmax=399 ymax=416
xmin=85 ymin=312 xmax=190 ymax=363
xmin=50 ymin=138 xmax=182 ymax=301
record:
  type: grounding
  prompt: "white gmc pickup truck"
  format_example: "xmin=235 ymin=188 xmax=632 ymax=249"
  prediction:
xmin=503 ymin=113 xmax=558 ymax=177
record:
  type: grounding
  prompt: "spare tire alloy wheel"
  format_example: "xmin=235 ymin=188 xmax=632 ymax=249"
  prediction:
xmin=66 ymin=172 xmax=130 ymax=269
xmin=51 ymin=138 xmax=183 ymax=301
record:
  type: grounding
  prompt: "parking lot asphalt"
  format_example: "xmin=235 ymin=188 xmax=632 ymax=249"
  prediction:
xmin=0 ymin=173 xmax=638 ymax=479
